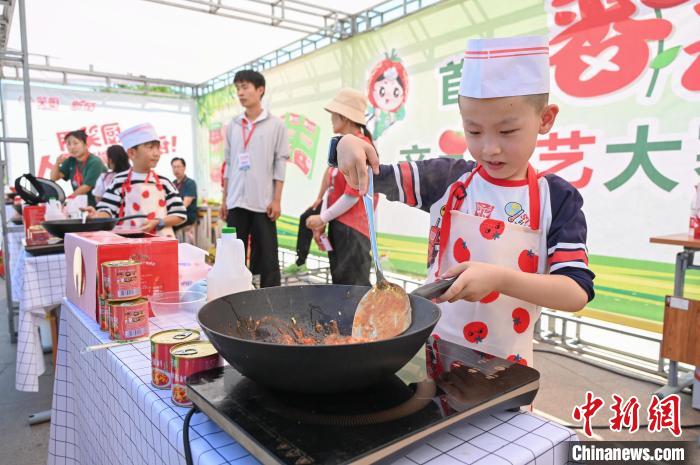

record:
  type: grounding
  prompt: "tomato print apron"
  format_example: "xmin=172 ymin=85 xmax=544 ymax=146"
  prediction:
xmin=119 ymin=169 xmax=174 ymax=238
xmin=429 ymin=164 xmax=544 ymax=367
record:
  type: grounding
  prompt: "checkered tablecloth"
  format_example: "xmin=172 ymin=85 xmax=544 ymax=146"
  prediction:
xmin=14 ymin=249 xmax=66 ymax=392
xmin=48 ymin=298 xmax=576 ymax=465
xmin=4 ymin=226 xmax=25 ymax=293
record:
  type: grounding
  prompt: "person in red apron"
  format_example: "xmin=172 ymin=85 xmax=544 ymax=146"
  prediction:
xmin=331 ymin=35 xmax=595 ymax=366
xmin=305 ymin=88 xmax=379 ymax=286
xmin=87 ymin=123 xmax=187 ymax=237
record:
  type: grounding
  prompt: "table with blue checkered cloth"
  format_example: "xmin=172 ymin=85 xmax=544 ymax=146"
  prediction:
xmin=4 ymin=226 xmax=25 ymax=294
xmin=48 ymin=298 xmax=578 ymax=465
xmin=13 ymin=248 xmax=66 ymax=392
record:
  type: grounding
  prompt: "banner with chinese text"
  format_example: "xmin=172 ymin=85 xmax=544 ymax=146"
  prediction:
xmin=195 ymin=0 xmax=700 ymax=329
xmin=2 ymin=83 xmax=196 ymax=195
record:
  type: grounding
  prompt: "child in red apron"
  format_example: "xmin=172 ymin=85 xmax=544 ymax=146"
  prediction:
xmin=305 ymin=88 xmax=379 ymax=286
xmin=88 ymin=123 xmax=187 ymax=237
xmin=332 ymin=35 xmax=595 ymax=367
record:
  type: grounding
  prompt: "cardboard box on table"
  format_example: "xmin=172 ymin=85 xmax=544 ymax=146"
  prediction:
xmin=65 ymin=230 xmax=178 ymax=321
xmin=23 ymin=204 xmax=51 ymax=245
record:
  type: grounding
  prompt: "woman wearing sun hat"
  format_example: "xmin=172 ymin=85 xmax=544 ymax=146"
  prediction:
xmin=303 ymin=88 xmax=379 ymax=285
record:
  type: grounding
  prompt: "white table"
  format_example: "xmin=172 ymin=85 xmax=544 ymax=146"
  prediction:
xmin=13 ymin=249 xmax=66 ymax=392
xmin=48 ymin=299 xmax=577 ymax=465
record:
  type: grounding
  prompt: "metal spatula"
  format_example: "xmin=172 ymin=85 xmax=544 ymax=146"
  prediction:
xmin=352 ymin=168 xmax=412 ymax=341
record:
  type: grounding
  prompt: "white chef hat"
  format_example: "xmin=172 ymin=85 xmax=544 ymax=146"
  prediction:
xmin=119 ymin=123 xmax=159 ymax=150
xmin=459 ymin=35 xmax=549 ymax=98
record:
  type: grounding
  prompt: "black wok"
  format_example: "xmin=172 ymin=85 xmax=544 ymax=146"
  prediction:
xmin=198 ymin=283 xmax=450 ymax=393
xmin=42 ymin=214 xmax=147 ymax=238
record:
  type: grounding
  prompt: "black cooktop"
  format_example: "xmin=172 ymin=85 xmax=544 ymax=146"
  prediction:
xmin=187 ymin=336 xmax=540 ymax=465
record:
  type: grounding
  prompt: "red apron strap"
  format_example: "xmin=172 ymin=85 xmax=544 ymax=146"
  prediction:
xmin=436 ymin=165 xmax=481 ymax=276
xmin=526 ymin=164 xmax=540 ymax=231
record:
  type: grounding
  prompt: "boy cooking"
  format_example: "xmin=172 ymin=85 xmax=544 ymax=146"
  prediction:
xmin=333 ymin=36 xmax=595 ymax=365
xmin=89 ymin=123 xmax=186 ymax=237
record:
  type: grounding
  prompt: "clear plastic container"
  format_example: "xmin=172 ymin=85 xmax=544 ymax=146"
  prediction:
xmin=149 ymin=291 xmax=207 ymax=317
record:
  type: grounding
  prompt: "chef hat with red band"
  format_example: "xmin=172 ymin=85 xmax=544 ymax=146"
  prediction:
xmin=459 ymin=35 xmax=550 ymax=98
xmin=119 ymin=123 xmax=159 ymax=150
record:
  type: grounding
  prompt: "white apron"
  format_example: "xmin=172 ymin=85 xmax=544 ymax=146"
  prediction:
xmin=119 ymin=169 xmax=174 ymax=238
xmin=429 ymin=164 xmax=543 ymax=366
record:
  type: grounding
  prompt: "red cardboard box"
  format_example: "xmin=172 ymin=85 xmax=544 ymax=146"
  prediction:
xmin=65 ymin=231 xmax=178 ymax=321
xmin=23 ymin=204 xmax=51 ymax=245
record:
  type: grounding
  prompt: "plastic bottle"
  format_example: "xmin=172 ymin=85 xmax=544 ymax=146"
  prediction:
xmin=207 ymin=227 xmax=253 ymax=302
xmin=44 ymin=197 xmax=66 ymax=221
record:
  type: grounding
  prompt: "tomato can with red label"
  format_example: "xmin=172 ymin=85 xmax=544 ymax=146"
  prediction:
xmin=109 ymin=298 xmax=149 ymax=341
xmin=170 ymin=341 xmax=221 ymax=407
xmin=150 ymin=329 xmax=200 ymax=389
xmin=102 ymin=260 xmax=141 ymax=301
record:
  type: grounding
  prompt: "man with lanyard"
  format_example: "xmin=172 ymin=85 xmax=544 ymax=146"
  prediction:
xmin=88 ymin=123 xmax=187 ymax=237
xmin=171 ymin=157 xmax=198 ymax=243
xmin=220 ymin=70 xmax=289 ymax=288
xmin=50 ymin=129 xmax=106 ymax=207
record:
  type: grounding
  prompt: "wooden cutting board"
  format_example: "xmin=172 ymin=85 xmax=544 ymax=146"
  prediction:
xmin=661 ymin=296 xmax=700 ymax=366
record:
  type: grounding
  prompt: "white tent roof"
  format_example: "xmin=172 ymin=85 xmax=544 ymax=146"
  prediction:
xmin=8 ymin=0 xmax=382 ymax=84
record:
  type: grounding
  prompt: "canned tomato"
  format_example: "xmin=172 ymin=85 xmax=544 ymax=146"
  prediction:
xmin=150 ymin=329 xmax=200 ymax=389
xmin=171 ymin=341 xmax=221 ymax=407
xmin=109 ymin=298 xmax=149 ymax=341
xmin=102 ymin=260 xmax=141 ymax=301
xmin=98 ymin=297 xmax=110 ymax=331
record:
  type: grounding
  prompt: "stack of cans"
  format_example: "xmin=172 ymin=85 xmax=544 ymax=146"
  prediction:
xmin=100 ymin=260 xmax=149 ymax=341
xmin=150 ymin=330 xmax=222 ymax=407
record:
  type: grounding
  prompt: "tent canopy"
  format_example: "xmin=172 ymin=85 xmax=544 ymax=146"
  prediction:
xmin=7 ymin=0 xmax=382 ymax=85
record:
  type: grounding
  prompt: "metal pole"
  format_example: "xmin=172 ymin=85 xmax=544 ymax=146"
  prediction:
xmin=0 ymin=83 xmax=17 ymax=342
xmin=18 ymin=0 xmax=35 ymax=174
xmin=667 ymin=250 xmax=690 ymax=387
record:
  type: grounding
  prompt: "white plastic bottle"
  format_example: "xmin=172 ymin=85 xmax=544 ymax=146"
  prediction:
xmin=44 ymin=197 xmax=66 ymax=221
xmin=207 ymin=227 xmax=253 ymax=302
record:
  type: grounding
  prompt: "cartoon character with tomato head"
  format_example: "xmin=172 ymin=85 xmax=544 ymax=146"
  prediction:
xmin=366 ymin=50 xmax=409 ymax=140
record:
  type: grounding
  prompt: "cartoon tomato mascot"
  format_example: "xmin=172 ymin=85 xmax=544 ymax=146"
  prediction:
xmin=366 ymin=50 xmax=409 ymax=140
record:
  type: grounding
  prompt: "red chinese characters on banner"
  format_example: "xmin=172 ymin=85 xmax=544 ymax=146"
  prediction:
xmin=209 ymin=127 xmax=223 ymax=145
xmin=101 ymin=123 xmax=121 ymax=146
xmin=35 ymin=96 xmax=60 ymax=110
xmin=647 ymin=394 xmax=682 ymax=437
xmin=71 ymin=99 xmax=96 ymax=112
xmin=572 ymin=391 xmax=605 ymax=437
xmin=680 ymin=4 xmax=700 ymax=91
xmin=55 ymin=123 xmax=120 ymax=150
xmin=536 ymin=130 xmax=594 ymax=188
xmin=550 ymin=0 xmax=672 ymax=97
xmin=56 ymin=130 xmax=72 ymax=151
xmin=159 ymin=136 xmax=178 ymax=154
xmin=85 ymin=125 xmax=102 ymax=147
xmin=609 ymin=394 xmax=641 ymax=433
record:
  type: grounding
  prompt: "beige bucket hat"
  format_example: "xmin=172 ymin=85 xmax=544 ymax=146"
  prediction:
xmin=324 ymin=88 xmax=368 ymax=125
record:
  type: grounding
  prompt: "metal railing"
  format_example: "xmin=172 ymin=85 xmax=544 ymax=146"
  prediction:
xmin=277 ymin=247 xmax=692 ymax=387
